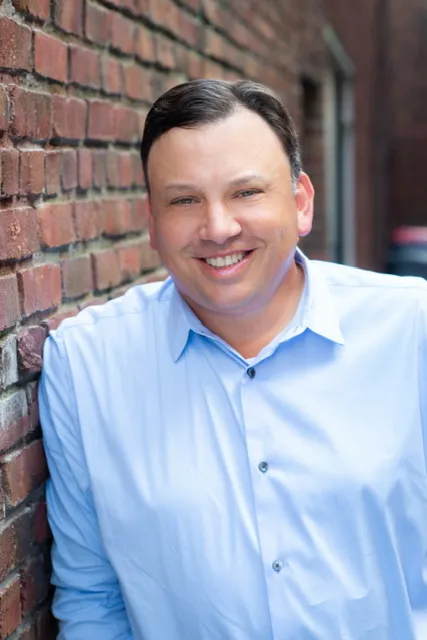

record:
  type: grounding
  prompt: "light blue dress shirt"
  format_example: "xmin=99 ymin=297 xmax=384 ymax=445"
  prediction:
xmin=39 ymin=250 xmax=427 ymax=640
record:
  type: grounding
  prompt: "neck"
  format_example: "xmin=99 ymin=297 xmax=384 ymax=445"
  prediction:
xmin=185 ymin=260 xmax=305 ymax=359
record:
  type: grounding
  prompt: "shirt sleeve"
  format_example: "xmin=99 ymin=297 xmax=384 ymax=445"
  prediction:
xmin=39 ymin=330 xmax=134 ymax=640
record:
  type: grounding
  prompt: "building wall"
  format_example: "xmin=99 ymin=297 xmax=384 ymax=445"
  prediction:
xmin=322 ymin=0 xmax=384 ymax=270
xmin=0 ymin=0 xmax=343 ymax=636
xmin=324 ymin=0 xmax=427 ymax=268
xmin=388 ymin=0 xmax=427 ymax=229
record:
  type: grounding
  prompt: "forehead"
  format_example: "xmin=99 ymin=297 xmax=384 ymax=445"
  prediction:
xmin=147 ymin=108 xmax=290 ymax=187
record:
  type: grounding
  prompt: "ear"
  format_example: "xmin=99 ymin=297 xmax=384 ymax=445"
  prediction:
xmin=295 ymin=172 xmax=315 ymax=238
xmin=147 ymin=196 xmax=157 ymax=250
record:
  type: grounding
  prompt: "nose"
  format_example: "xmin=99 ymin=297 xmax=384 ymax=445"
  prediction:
xmin=198 ymin=201 xmax=242 ymax=245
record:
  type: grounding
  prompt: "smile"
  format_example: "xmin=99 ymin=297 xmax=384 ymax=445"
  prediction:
xmin=203 ymin=252 xmax=249 ymax=268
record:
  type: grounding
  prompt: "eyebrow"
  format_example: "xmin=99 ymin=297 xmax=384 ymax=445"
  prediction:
xmin=164 ymin=173 xmax=267 ymax=193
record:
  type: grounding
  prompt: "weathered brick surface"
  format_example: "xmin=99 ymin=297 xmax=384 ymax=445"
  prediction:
xmin=17 ymin=326 xmax=47 ymax=374
xmin=61 ymin=255 xmax=93 ymax=299
xmin=0 ymin=276 xmax=20 ymax=331
xmin=34 ymin=31 xmax=68 ymax=83
xmin=17 ymin=263 xmax=62 ymax=317
xmin=0 ymin=573 xmax=21 ymax=638
xmin=37 ymin=202 xmax=76 ymax=248
xmin=0 ymin=17 xmax=32 ymax=70
xmin=0 ymin=208 xmax=39 ymax=262
xmin=1 ymin=441 xmax=48 ymax=507
xmin=12 ymin=0 xmax=51 ymax=20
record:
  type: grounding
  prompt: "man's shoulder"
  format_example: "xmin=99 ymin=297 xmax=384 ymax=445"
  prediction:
xmin=315 ymin=259 xmax=427 ymax=299
xmin=53 ymin=278 xmax=174 ymax=343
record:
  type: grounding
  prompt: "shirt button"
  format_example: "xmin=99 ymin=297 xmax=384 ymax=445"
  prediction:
xmin=258 ymin=461 xmax=269 ymax=473
xmin=272 ymin=560 xmax=283 ymax=573
xmin=247 ymin=367 xmax=256 ymax=379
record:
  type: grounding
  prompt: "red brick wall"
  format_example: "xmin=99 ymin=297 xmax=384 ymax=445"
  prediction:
xmin=0 ymin=1 xmax=330 ymax=636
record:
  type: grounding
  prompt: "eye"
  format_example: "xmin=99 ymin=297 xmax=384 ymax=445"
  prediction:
xmin=170 ymin=196 xmax=198 ymax=206
xmin=235 ymin=189 xmax=262 ymax=198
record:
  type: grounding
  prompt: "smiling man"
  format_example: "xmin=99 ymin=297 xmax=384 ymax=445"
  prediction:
xmin=40 ymin=80 xmax=427 ymax=640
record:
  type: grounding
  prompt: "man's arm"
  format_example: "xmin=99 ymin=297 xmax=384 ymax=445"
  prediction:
xmin=39 ymin=330 xmax=134 ymax=640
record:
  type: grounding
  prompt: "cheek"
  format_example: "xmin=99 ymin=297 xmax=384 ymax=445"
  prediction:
xmin=153 ymin=218 xmax=193 ymax=255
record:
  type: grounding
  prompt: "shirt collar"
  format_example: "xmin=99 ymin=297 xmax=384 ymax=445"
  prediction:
xmin=297 ymin=249 xmax=345 ymax=345
xmin=168 ymin=248 xmax=345 ymax=362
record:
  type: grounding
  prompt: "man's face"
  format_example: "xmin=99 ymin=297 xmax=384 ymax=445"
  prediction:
xmin=147 ymin=107 xmax=314 ymax=318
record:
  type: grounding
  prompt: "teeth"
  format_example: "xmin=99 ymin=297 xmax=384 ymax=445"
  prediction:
xmin=205 ymin=252 xmax=246 ymax=268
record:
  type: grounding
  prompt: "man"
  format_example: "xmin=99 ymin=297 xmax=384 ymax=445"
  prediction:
xmin=40 ymin=79 xmax=427 ymax=639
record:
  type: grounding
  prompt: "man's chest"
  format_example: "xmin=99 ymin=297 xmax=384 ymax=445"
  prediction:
xmin=74 ymin=333 xmax=427 ymax=639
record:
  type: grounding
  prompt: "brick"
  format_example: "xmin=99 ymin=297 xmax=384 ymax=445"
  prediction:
xmin=17 ymin=263 xmax=62 ymax=316
xmin=114 ymin=106 xmax=140 ymax=143
xmin=163 ymin=0 xmax=180 ymax=35
xmin=0 ymin=510 xmax=33 ymax=582
xmin=0 ymin=148 xmax=19 ymax=197
xmin=111 ymin=13 xmax=135 ymax=55
xmin=85 ymin=1 xmax=111 ymax=45
xmin=54 ymin=0 xmax=83 ymax=35
xmin=92 ymin=249 xmax=120 ymax=291
xmin=107 ymin=151 xmax=133 ymax=189
xmin=0 ymin=573 xmax=21 ymax=638
xmin=61 ymin=255 xmax=93 ymax=298
xmin=118 ymin=242 xmax=143 ymax=282
xmin=73 ymin=200 xmax=102 ymax=241
xmin=131 ymin=196 xmax=148 ymax=231
xmin=0 ymin=85 xmax=9 ymax=132
xmin=132 ymin=153 xmax=144 ymax=186
xmin=0 ymin=389 xmax=29 ymax=453
xmin=19 ymin=150 xmax=45 ymax=195
xmin=205 ymin=28 xmax=224 ymax=59
xmin=123 ymin=64 xmax=153 ymax=102
xmin=9 ymin=87 xmax=51 ymax=141
xmin=61 ymin=149 xmax=78 ymax=191
xmin=20 ymin=555 xmax=49 ymax=617
xmin=141 ymin=238 xmax=162 ymax=270
xmin=34 ymin=31 xmax=68 ymax=83
xmin=0 ymin=17 xmax=31 ymax=70
xmin=0 ymin=207 xmax=40 ymax=262
xmin=78 ymin=149 xmax=93 ymax=190
xmin=17 ymin=326 xmax=46 ymax=374
xmin=101 ymin=56 xmax=123 ymax=95
xmin=45 ymin=151 xmax=61 ymax=195
xmin=0 ymin=336 xmax=18 ymax=391
xmin=187 ymin=50 xmax=204 ymax=79
xmin=14 ymin=622 xmax=36 ymax=640
xmin=155 ymin=35 xmax=176 ymax=69
xmin=103 ymin=199 xmax=132 ymax=236
xmin=174 ymin=43 xmax=189 ymax=74
xmin=179 ymin=12 xmax=201 ymax=48
xmin=87 ymin=101 xmax=115 ymax=141
xmin=52 ymin=95 xmax=87 ymax=140
xmin=70 ymin=45 xmax=101 ymax=89
xmin=0 ymin=275 xmax=19 ymax=332
xmin=12 ymin=0 xmax=50 ymax=20
xmin=26 ymin=382 xmax=39 ymax=432
xmin=93 ymin=150 xmax=107 ymax=188
xmin=202 ymin=0 xmax=220 ymax=25
xmin=32 ymin=500 xmax=51 ymax=545
xmin=135 ymin=26 xmax=156 ymax=62
xmin=37 ymin=202 xmax=76 ymax=248
xmin=1 ymin=441 xmax=48 ymax=507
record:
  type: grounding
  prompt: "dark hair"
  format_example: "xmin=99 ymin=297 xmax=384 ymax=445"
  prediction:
xmin=140 ymin=79 xmax=302 ymax=192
